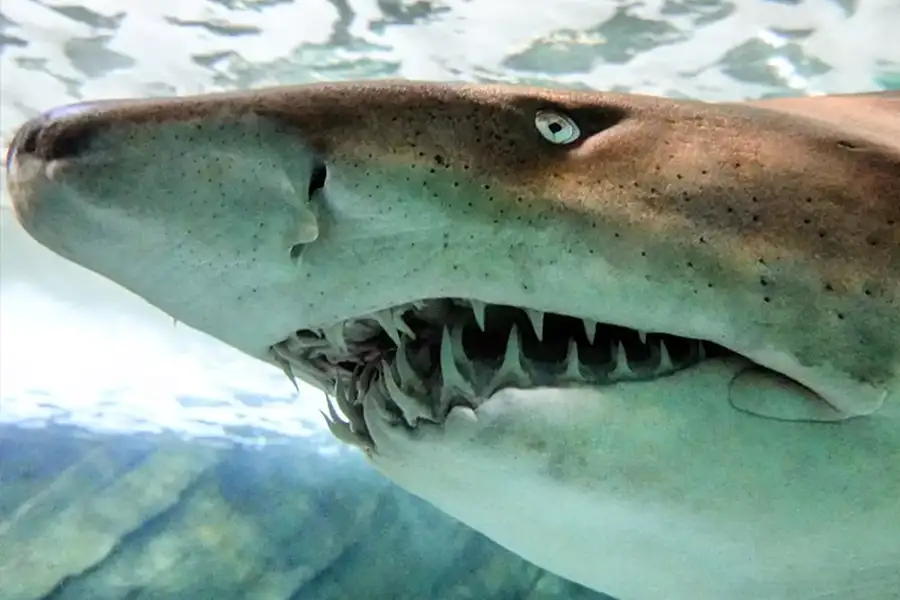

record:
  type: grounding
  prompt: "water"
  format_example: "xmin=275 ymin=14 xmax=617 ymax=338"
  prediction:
xmin=0 ymin=1 xmax=897 ymax=598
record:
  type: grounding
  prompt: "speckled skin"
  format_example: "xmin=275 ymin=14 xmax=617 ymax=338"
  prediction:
xmin=5 ymin=81 xmax=900 ymax=600
xmin=6 ymin=82 xmax=899 ymax=415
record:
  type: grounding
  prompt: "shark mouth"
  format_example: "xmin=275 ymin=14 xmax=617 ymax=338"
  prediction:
xmin=269 ymin=299 xmax=724 ymax=449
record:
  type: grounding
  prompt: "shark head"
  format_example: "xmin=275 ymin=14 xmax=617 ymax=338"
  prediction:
xmin=5 ymin=82 xmax=898 ymax=422
xmin=6 ymin=81 xmax=900 ymax=599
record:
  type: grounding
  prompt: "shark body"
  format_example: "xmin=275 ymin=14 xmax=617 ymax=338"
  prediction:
xmin=5 ymin=82 xmax=900 ymax=599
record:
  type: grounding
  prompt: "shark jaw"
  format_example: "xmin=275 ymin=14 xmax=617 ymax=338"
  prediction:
xmin=273 ymin=298 xmax=720 ymax=449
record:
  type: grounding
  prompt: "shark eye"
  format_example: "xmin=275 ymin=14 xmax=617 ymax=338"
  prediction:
xmin=534 ymin=110 xmax=581 ymax=145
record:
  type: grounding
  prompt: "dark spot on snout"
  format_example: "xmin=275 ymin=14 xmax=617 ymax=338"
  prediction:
xmin=308 ymin=160 xmax=327 ymax=196
xmin=7 ymin=112 xmax=99 ymax=164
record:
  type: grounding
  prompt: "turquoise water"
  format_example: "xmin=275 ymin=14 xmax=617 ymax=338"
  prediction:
xmin=1 ymin=1 xmax=898 ymax=598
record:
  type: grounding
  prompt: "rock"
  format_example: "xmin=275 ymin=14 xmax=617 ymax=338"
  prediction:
xmin=0 ymin=427 xmax=613 ymax=599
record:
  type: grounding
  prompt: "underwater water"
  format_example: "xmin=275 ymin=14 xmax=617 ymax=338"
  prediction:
xmin=0 ymin=0 xmax=898 ymax=598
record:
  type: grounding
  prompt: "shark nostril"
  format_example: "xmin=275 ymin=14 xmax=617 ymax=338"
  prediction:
xmin=42 ymin=126 xmax=94 ymax=161
xmin=9 ymin=118 xmax=97 ymax=163
xmin=21 ymin=122 xmax=41 ymax=154
xmin=308 ymin=161 xmax=327 ymax=197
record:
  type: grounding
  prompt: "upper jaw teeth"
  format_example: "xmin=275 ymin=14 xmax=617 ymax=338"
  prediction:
xmin=372 ymin=309 xmax=404 ymax=345
xmin=525 ymin=309 xmax=544 ymax=341
xmin=322 ymin=323 xmax=348 ymax=352
xmin=583 ymin=319 xmax=598 ymax=344
xmin=273 ymin=299 xmax=677 ymax=394
xmin=470 ymin=300 xmax=488 ymax=331
xmin=319 ymin=305 xmax=706 ymax=452
xmin=374 ymin=307 xmax=417 ymax=343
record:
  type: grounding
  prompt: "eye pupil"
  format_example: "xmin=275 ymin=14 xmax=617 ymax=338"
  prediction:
xmin=534 ymin=110 xmax=581 ymax=145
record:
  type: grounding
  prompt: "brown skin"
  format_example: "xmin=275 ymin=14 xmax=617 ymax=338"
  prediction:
xmin=8 ymin=82 xmax=900 ymax=400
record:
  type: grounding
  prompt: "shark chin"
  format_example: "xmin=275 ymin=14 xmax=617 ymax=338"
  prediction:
xmin=4 ymin=80 xmax=900 ymax=599
xmin=361 ymin=359 xmax=900 ymax=600
xmin=288 ymin=298 xmax=900 ymax=599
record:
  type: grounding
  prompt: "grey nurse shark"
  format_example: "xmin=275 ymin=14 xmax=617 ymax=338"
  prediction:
xmin=5 ymin=81 xmax=899 ymax=600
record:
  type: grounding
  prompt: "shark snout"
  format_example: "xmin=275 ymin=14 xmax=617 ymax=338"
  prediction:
xmin=3 ymin=96 xmax=340 ymax=363
xmin=6 ymin=102 xmax=105 ymax=169
xmin=5 ymin=99 xmax=326 ymax=248
xmin=5 ymin=102 xmax=119 ymax=252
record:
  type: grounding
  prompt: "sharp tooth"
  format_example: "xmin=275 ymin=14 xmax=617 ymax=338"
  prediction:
xmin=281 ymin=362 xmax=299 ymax=392
xmin=470 ymin=300 xmax=488 ymax=331
xmin=487 ymin=324 xmax=531 ymax=393
xmin=395 ymin=339 xmax=424 ymax=392
xmin=383 ymin=361 xmax=434 ymax=425
xmin=564 ymin=338 xmax=584 ymax=382
xmin=369 ymin=376 xmax=400 ymax=424
xmin=334 ymin=377 xmax=368 ymax=434
xmin=525 ymin=309 xmax=545 ymax=341
xmin=324 ymin=391 xmax=347 ymax=426
xmin=440 ymin=325 xmax=475 ymax=407
xmin=450 ymin=323 xmax=476 ymax=382
xmin=349 ymin=362 xmax=379 ymax=405
xmin=287 ymin=331 xmax=328 ymax=353
xmin=658 ymin=339 xmax=674 ymax=372
xmin=610 ymin=340 xmax=635 ymax=378
xmin=270 ymin=349 xmax=299 ymax=391
xmin=359 ymin=362 xmax=380 ymax=395
xmin=582 ymin=319 xmax=598 ymax=344
xmin=698 ymin=341 xmax=707 ymax=360
xmin=372 ymin=310 xmax=402 ymax=345
xmin=322 ymin=323 xmax=348 ymax=353
xmin=321 ymin=409 xmax=356 ymax=446
xmin=321 ymin=392 xmax=369 ymax=450
xmin=392 ymin=308 xmax=416 ymax=339
xmin=638 ymin=330 xmax=647 ymax=344
xmin=347 ymin=367 xmax=361 ymax=404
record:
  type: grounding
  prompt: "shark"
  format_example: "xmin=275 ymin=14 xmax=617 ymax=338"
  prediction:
xmin=4 ymin=81 xmax=900 ymax=600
